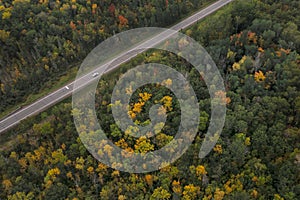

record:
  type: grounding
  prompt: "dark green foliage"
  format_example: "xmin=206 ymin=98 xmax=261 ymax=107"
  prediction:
xmin=0 ymin=0 xmax=211 ymax=113
xmin=0 ymin=0 xmax=299 ymax=199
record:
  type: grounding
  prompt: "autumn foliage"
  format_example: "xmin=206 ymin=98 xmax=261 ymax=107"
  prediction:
xmin=1 ymin=0 xmax=300 ymax=199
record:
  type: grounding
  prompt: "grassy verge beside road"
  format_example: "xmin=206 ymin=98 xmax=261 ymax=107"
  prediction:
xmin=0 ymin=0 xmax=219 ymax=121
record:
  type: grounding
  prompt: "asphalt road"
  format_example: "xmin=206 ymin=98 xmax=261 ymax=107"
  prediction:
xmin=0 ymin=0 xmax=233 ymax=134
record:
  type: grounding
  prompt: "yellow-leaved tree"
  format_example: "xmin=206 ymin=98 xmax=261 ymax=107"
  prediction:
xmin=254 ymin=70 xmax=266 ymax=82
xmin=150 ymin=187 xmax=171 ymax=200
xmin=182 ymin=184 xmax=200 ymax=200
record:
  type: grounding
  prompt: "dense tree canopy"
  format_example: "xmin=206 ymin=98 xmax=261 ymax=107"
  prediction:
xmin=0 ymin=0 xmax=300 ymax=199
xmin=0 ymin=0 xmax=211 ymax=113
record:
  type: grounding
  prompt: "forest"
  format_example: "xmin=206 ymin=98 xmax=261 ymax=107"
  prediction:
xmin=1 ymin=0 xmax=300 ymax=199
xmin=0 ymin=0 xmax=212 ymax=113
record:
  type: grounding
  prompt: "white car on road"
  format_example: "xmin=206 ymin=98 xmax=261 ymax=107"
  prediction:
xmin=92 ymin=72 xmax=99 ymax=77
